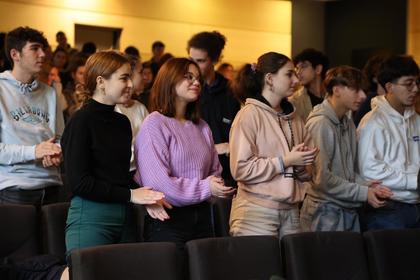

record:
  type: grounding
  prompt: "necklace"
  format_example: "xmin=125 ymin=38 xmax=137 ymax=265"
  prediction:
xmin=278 ymin=114 xmax=296 ymax=178
xmin=277 ymin=114 xmax=295 ymax=151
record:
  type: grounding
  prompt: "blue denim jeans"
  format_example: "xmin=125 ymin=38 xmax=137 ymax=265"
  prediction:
xmin=362 ymin=200 xmax=420 ymax=230
xmin=300 ymin=196 xmax=360 ymax=232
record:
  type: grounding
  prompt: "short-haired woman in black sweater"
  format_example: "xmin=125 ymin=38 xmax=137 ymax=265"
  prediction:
xmin=62 ymin=51 xmax=167 ymax=254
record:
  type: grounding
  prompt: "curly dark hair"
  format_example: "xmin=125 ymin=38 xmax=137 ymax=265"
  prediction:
xmin=187 ymin=31 xmax=226 ymax=62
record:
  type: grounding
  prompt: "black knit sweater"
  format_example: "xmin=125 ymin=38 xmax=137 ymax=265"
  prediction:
xmin=61 ymin=99 xmax=133 ymax=203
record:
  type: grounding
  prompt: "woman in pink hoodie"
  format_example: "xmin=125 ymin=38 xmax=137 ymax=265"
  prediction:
xmin=229 ymin=52 xmax=317 ymax=238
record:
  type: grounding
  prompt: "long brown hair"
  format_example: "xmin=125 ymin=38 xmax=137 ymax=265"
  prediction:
xmin=77 ymin=50 xmax=129 ymax=105
xmin=150 ymin=58 xmax=201 ymax=124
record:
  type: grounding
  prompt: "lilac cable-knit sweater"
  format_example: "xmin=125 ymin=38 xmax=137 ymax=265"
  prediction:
xmin=134 ymin=112 xmax=222 ymax=207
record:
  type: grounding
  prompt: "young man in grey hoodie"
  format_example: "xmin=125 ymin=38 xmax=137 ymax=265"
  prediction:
xmin=0 ymin=26 xmax=64 ymax=206
xmin=300 ymin=66 xmax=393 ymax=232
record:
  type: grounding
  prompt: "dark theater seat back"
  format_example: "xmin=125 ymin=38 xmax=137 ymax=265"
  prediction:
xmin=187 ymin=236 xmax=284 ymax=280
xmin=0 ymin=204 xmax=39 ymax=261
xmin=41 ymin=202 xmax=69 ymax=260
xmin=282 ymin=231 xmax=370 ymax=280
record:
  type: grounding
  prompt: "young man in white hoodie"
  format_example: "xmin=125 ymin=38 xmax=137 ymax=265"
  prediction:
xmin=300 ymin=66 xmax=393 ymax=232
xmin=358 ymin=55 xmax=420 ymax=230
xmin=0 ymin=26 xmax=64 ymax=206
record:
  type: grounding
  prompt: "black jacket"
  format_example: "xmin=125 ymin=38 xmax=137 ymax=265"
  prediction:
xmin=200 ymin=72 xmax=240 ymax=187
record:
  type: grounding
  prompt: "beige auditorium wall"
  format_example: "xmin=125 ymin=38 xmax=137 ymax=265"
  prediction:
xmin=408 ymin=0 xmax=420 ymax=63
xmin=0 ymin=0 xmax=291 ymax=68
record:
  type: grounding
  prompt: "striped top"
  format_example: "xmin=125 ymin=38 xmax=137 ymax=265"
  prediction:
xmin=134 ymin=112 xmax=222 ymax=207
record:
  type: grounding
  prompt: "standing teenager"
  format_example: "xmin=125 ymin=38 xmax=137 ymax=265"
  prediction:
xmin=135 ymin=57 xmax=234 ymax=246
xmin=62 ymin=51 xmax=164 ymax=254
xmin=300 ymin=66 xmax=393 ymax=232
xmin=0 ymin=26 xmax=64 ymax=206
xmin=229 ymin=52 xmax=317 ymax=239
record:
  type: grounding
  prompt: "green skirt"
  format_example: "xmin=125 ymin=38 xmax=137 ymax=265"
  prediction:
xmin=65 ymin=196 xmax=136 ymax=255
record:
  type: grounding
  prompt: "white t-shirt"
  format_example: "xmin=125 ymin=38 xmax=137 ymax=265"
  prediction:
xmin=115 ymin=100 xmax=149 ymax=171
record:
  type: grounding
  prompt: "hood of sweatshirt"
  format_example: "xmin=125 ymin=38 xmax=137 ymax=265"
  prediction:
xmin=245 ymin=95 xmax=296 ymax=120
xmin=371 ymin=95 xmax=417 ymax=123
xmin=306 ymin=99 xmax=351 ymax=131
xmin=0 ymin=70 xmax=39 ymax=95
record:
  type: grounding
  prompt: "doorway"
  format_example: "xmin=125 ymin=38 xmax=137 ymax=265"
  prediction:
xmin=74 ymin=24 xmax=122 ymax=52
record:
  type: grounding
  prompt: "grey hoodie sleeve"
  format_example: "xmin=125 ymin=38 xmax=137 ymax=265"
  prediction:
xmin=307 ymin=119 xmax=368 ymax=203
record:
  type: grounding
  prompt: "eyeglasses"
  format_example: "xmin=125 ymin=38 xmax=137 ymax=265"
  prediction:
xmin=393 ymin=79 xmax=420 ymax=91
xmin=184 ymin=72 xmax=201 ymax=84
xmin=295 ymin=62 xmax=312 ymax=73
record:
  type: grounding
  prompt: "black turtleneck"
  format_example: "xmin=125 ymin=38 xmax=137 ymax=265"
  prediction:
xmin=61 ymin=99 xmax=133 ymax=203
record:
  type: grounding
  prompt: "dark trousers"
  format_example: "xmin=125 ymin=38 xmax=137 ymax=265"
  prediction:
xmin=144 ymin=201 xmax=214 ymax=279
xmin=362 ymin=200 xmax=420 ymax=230
xmin=0 ymin=186 xmax=60 ymax=208
xmin=144 ymin=201 xmax=213 ymax=243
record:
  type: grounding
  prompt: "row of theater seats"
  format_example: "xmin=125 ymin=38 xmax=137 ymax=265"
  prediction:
xmin=2 ymin=203 xmax=420 ymax=280
xmin=0 ymin=198 xmax=232 ymax=262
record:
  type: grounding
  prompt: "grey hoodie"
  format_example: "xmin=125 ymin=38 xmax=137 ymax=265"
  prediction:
xmin=305 ymin=99 xmax=368 ymax=208
xmin=0 ymin=71 xmax=64 ymax=190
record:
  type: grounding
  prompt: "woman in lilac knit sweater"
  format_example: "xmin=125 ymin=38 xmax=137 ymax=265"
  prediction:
xmin=134 ymin=58 xmax=235 ymax=247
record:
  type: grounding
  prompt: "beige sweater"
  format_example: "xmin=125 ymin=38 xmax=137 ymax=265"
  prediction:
xmin=229 ymin=98 xmax=309 ymax=209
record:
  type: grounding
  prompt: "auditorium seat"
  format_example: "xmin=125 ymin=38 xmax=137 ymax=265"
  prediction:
xmin=281 ymin=231 xmax=370 ymax=280
xmin=41 ymin=202 xmax=69 ymax=260
xmin=364 ymin=229 xmax=420 ymax=280
xmin=187 ymin=236 xmax=284 ymax=280
xmin=0 ymin=204 xmax=39 ymax=262
xmin=69 ymin=242 xmax=178 ymax=280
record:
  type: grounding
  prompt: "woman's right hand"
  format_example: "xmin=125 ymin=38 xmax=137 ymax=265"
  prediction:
xmin=208 ymin=176 xmax=236 ymax=198
xmin=283 ymin=143 xmax=318 ymax=167
xmin=131 ymin=187 xmax=165 ymax=205
xmin=146 ymin=199 xmax=172 ymax=221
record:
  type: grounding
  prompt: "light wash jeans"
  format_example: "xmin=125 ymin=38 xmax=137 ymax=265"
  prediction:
xmin=300 ymin=196 xmax=360 ymax=232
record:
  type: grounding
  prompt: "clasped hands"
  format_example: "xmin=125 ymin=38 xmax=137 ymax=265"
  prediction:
xmin=367 ymin=180 xmax=393 ymax=208
xmin=35 ymin=137 xmax=62 ymax=167
xmin=283 ymin=143 xmax=318 ymax=168
xmin=143 ymin=175 xmax=236 ymax=222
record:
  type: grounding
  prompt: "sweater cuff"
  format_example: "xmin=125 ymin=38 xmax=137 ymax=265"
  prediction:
xmin=357 ymin=185 xmax=369 ymax=202
xmin=406 ymin=173 xmax=418 ymax=190
xmin=272 ymin=157 xmax=282 ymax=174
xmin=24 ymin=145 xmax=37 ymax=161
xmin=278 ymin=156 xmax=285 ymax=174
xmin=204 ymin=178 xmax=213 ymax=199
xmin=110 ymin=187 xmax=131 ymax=203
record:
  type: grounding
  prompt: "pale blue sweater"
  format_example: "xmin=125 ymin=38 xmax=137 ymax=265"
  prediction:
xmin=0 ymin=71 xmax=64 ymax=190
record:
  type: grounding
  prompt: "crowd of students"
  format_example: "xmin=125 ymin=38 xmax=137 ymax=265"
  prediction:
xmin=0 ymin=25 xmax=419 ymax=279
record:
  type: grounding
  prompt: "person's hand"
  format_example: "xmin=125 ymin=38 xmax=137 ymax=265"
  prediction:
xmin=42 ymin=154 xmax=62 ymax=167
xmin=369 ymin=181 xmax=393 ymax=199
xmin=35 ymin=138 xmax=61 ymax=159
xmin=146 ymin=199 xmax=172 ymax=221
xmin=208 ymin=176 xmax=236 ymax=198
xmin=215 ymin=143 xmax=230 ymax=156
xmin=131 ymin=187 xmax=165 ymax=205
xmin=283 ymin=143 xmax=318 ymax=167
xmin=367 ymin=186 xmax=393 ymax=208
